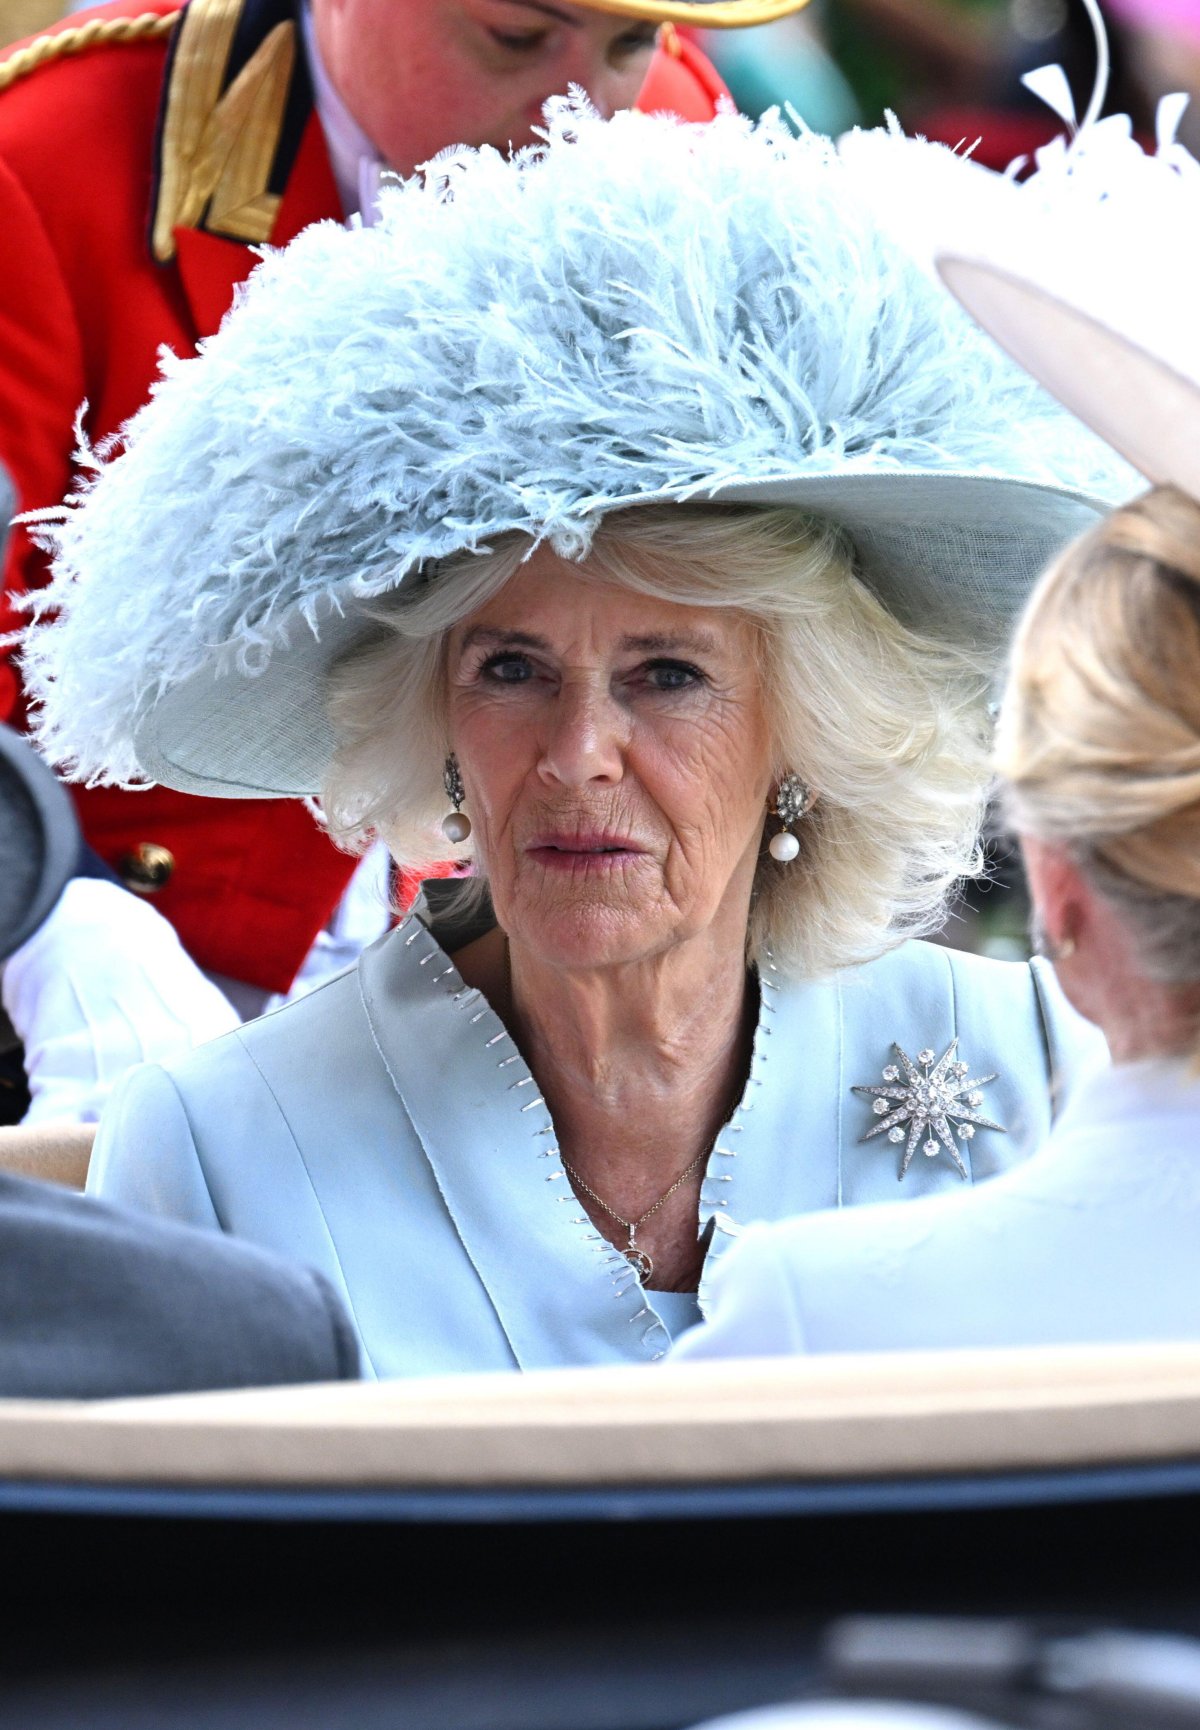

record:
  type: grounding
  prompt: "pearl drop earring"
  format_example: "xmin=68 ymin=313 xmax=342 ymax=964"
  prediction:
xmin=768 ymin=772 xmax=811 ymax=863
xmin=441 ymin=753 xmax=472 ymax=845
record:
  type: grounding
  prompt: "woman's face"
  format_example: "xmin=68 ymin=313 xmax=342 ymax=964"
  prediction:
xmin=446 ymin=547 xmax=775 ymax=969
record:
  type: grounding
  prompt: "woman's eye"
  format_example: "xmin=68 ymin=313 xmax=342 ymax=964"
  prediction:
xmin=644 ymin=660 xmax=704 ymax=693
xmin=478 ymin=652 xmax=534 ymax=683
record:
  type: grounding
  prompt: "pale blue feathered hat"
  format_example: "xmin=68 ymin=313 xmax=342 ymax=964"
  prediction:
xmin=24 ymin=103 xmax=1132 ymax=797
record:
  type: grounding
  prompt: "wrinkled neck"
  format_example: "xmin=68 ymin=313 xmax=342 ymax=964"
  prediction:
xmin=507 ymin=929 xmax=754 ymax=1112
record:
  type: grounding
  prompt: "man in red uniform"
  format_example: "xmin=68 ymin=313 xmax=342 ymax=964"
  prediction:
xmin=0 ymin=0 xmax=796 ymax=1117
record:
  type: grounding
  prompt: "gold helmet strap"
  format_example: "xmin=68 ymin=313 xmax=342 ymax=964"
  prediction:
xmin=579 ymin=0 xmax=809 ymax=23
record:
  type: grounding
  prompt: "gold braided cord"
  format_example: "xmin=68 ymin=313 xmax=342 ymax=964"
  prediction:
xmin=0 ymin=8 xmax=180 ymax=96
xmin=580 ymin=0 xmax=811 ymax=23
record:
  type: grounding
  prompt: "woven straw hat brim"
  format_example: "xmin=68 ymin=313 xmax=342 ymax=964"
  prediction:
xmin=129 ymin=470 xmax=1105 ymax=801
xmin=578 ymin=0 xmax=810 ymax=23
xmin=937 ymin=258 xmax=1200 ymax=507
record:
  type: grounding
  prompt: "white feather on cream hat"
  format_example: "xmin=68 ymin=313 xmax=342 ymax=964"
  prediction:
xmin=22 ymin=104 xmax=1135 ymax=799
xmin=937 ymin=99 xmax=1200 ymax=503
xmin=837 ymin=27 xmax=1200 ymax=502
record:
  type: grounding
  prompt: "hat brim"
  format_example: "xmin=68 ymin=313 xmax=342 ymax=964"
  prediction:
xmin=130 ymin=470 xmax=1105 ymax=800
xmin=936 ymin=257 xmax=1200 ymax=507
xmin=582 ymin=0 xmax=809 ymax=23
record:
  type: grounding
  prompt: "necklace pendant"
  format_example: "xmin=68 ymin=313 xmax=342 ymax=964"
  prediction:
xmin=624 ymin=1233 xmax=653 ymax=1283
xmin=624 ymin=1246 xmax=653 ymax=1282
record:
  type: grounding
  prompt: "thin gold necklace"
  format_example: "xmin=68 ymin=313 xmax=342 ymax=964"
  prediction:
xmin=558 ymin=1149 xmax=710 ymax=1284
xmin=503 ymin=938 xmax=727 ymax=1285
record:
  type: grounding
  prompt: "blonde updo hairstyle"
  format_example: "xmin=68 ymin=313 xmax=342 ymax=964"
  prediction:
xmin=997 ymin=485 xmax=1200 ymax=997
xmin=322 ymin=504 xmax=993 ymax=979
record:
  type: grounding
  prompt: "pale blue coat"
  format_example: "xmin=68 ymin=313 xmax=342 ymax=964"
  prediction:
xmin=89 ymin=919 xmax=1098 ymax=1379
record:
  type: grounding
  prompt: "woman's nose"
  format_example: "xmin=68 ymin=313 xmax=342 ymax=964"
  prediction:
xmin=537 ymin=681 xmax=626 ymax=787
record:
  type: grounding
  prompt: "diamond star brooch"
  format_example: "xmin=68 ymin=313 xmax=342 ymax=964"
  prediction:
xmin=852 ymin=1039 xmax=1005 ymax=1181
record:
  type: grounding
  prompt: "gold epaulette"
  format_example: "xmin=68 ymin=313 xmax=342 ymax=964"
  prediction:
xmin=0 ymin=8 xmax=180 ymax=97
xmin=152 ymin=0 xmax=295 ymax=262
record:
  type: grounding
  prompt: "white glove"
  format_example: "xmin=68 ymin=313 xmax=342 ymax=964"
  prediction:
xmin=1 ymin=877 xmax=240 ymax=1125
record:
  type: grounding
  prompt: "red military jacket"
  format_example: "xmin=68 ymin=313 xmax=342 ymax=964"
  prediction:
xmin=0 ymin=0 xmax=727 ymax=991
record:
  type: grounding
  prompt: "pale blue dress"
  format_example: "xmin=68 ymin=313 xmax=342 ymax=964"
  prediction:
xmin=89 ymin=917 xmax=1098 ymax=1378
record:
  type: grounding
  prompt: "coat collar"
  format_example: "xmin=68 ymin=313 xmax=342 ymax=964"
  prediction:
xmin=351 ymin=922 xmax=1029 ymax=1364
xmin=355 ymin=920 xmax=787 ymax=1366
xmin=340 ymin=923 xmax=1065 ymax=1367
xmin=171 ymin=110 xmax=337 ymax=339
xmin=1051 ymin=1055 xmax=1200 ymax=1135
xmin=151 ymin=0 xmax=336 ymax=340
xmin=356 ymin=920 xmax=679 ymax=1368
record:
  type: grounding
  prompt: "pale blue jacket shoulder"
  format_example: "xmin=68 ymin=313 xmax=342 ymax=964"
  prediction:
xmin=89 ymin=922 xmax=1099 ymax=1378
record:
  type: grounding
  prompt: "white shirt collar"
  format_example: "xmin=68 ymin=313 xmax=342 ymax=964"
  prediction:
xmin=300 ymin=3 xmax=385 ymax=224
xmin=1055 ymin=1053 xmax=1200 ymax=1132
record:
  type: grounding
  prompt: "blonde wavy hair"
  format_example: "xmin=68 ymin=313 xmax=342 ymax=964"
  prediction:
xmin=997 ymin=485 xmax=1200 ymax=991
xmin=322 ymin=504 xmax=993 ymax=979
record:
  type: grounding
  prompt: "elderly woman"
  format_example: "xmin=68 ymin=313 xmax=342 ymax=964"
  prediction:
xmin=25 ymin=106 xmax=1122 ymax=1376
xmin=674 ymin=96 xmax=1200 ymax=1361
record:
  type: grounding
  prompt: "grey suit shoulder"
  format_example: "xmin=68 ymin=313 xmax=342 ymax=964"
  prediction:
xmin=0 ymin=1172 xmax=360 ymax=1398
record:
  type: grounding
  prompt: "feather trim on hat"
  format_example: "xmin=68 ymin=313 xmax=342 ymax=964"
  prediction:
xmin=839 ymin=94 xmax=1200 ymax=386
xmin=23 ymin=101 xmax=1131 ymax=786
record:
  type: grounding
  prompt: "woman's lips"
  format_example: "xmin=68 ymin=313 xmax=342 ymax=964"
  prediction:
xmin=525 ymin=835 xmax=647 ymax=870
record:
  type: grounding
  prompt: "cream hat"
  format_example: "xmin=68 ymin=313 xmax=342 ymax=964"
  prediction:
xmin=935 ymin=105 xmax=1200 ymax=505
xmin=837 ymin=27 xmax=1200 ymax=503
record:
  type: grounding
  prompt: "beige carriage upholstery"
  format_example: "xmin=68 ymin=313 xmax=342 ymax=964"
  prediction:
xmin=0 ymin=1344 xmax=1198 ymax=1489
xmin=0 ymin=1123 xmax=94 ymax=1190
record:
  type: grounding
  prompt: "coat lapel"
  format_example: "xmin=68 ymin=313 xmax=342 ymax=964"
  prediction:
xmin=266 ymin=106 xmax=339 ymax=245
xmin=696 ymin=959 xmax=844 ymax=1312
xmin=357 ymin=922 xmax=679 ymax=1370
xmin=693 ymin=943 xmax=1043 ymax=1312
xmin=171 ymin=113 xmax=338 ymax=341
xmin=172 ymin=227 xmax=258 ymax=341
xmin=352 ymin=930 xmax=1039 ymax=1351
xmin=153 ymin=0 xmax=339 ymax=344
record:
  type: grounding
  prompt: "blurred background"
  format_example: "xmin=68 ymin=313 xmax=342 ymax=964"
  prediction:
xmin=682 ymin=0 xmax=1200 ymax=162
